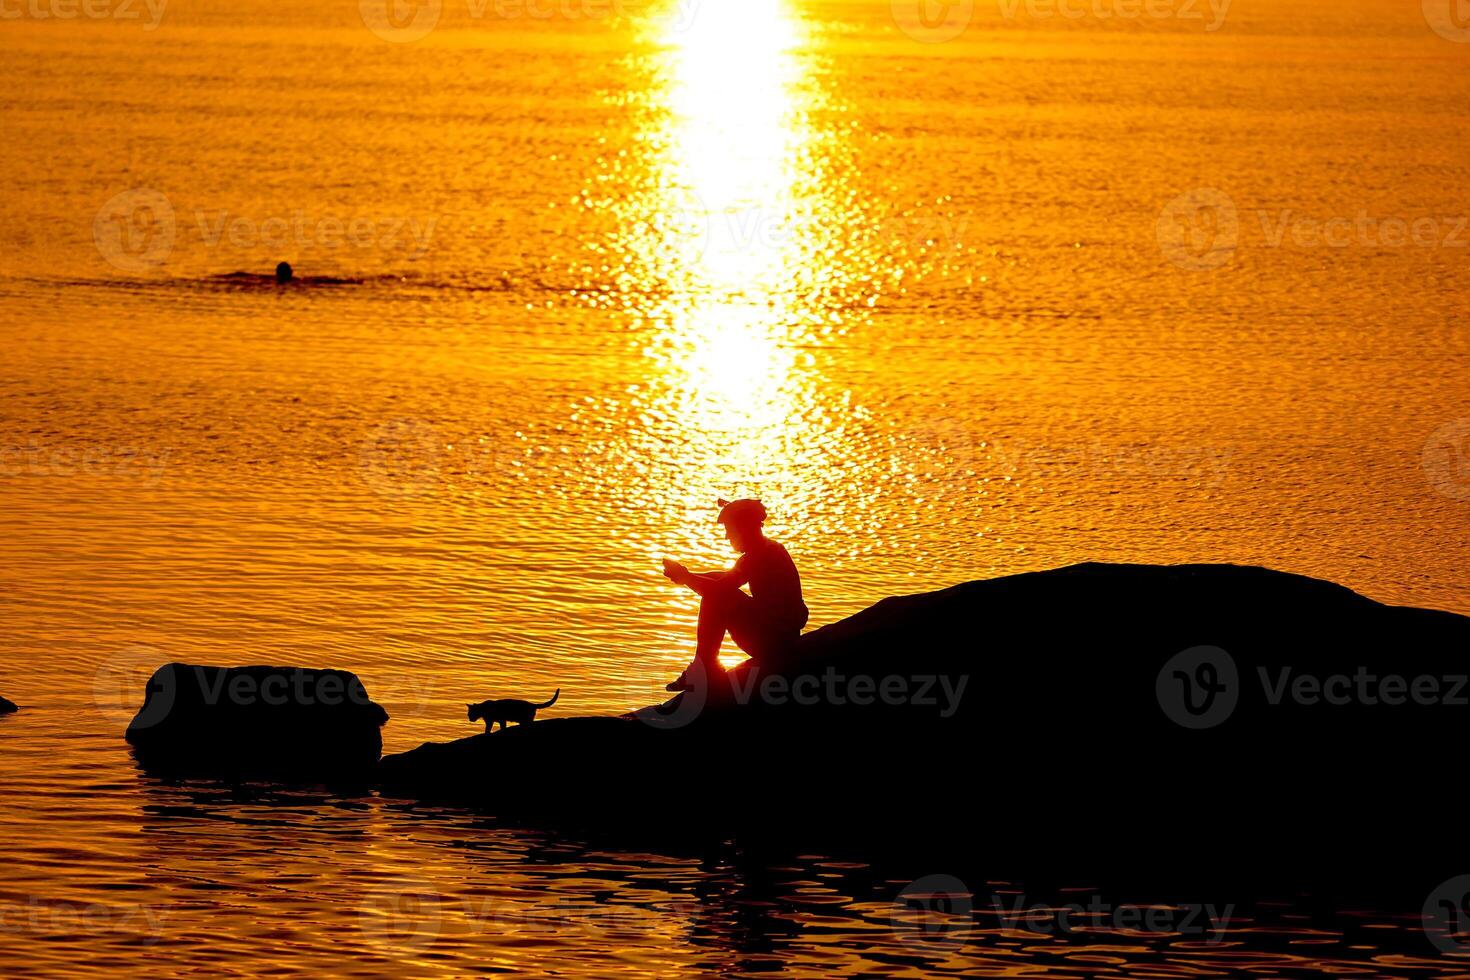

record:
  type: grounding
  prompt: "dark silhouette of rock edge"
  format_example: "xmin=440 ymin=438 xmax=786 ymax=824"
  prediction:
xmin=125 ymin=663 xmax=388 ymax=781
xmin=377 ymin=562 xmax=1470 ymax=880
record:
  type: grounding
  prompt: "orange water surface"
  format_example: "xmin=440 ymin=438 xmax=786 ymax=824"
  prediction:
xmin=2 ymin=0 xmax=1470 ymax=974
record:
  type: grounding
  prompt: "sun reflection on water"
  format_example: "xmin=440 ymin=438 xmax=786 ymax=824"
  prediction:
xmin=660 ymin=0 xmax=806 ymax=294
xmin=590 ymin=0 xmax=856 ymax=666
xmin=627 ymin=0 xmax=836 ymax=531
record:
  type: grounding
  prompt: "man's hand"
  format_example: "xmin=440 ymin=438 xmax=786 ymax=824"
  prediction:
xmin=662 ymin=558 xmax=690 ymax=585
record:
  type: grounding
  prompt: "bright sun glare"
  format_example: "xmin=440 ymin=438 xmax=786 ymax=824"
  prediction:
xmin=650 ymin=0 xmax=809 ymax=417
xmin=637 ymin=0 xmax=820 ymax=666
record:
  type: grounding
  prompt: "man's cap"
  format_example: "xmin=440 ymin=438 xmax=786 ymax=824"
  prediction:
xmin=717 ymin=498 xmax=767 ymax=525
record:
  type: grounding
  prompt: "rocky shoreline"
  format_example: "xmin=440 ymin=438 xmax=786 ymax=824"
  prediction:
xmin=121 ymin=562 xmax=1470 ymax=875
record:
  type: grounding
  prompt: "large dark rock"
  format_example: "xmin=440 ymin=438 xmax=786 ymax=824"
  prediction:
xmin=0 ymin=695 xmax=16 ymax=714
xmin=377 ymin=563 xmax=1470 ymax=880
xmin=126 ymin=664 xmax=388 ymax=780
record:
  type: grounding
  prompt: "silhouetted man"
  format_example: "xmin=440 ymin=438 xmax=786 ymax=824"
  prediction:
xmin=661 ymin=498 xmax=808 ymax=692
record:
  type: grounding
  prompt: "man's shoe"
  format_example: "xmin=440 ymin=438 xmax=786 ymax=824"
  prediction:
xmin=665 ymin=672 xmax=692 ymax=692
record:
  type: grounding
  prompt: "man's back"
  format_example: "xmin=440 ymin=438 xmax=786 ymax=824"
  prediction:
xmin=736 ymin=537 xmax=808 ymax=632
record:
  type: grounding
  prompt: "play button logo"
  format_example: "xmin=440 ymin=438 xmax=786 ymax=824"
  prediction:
xmin=1156 ymin=645 xmax=1238 ymax=729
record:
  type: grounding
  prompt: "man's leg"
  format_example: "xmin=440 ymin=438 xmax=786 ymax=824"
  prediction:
xmin=694 ymin=585 xmax=745 ymax=670
xmin=668 ymin=586 xmax=750 ymax=691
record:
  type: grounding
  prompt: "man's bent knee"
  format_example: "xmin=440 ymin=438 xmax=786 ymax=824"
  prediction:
xmin=700 ymin=585 xmax=742 ymax=610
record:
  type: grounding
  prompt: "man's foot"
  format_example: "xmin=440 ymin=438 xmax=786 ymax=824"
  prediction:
xmin=665 ymin=672 xmax=693 ymax=692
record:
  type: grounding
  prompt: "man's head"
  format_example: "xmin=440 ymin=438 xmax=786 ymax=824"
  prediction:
xmin=717 ymin=497 xmax=766 ymax=553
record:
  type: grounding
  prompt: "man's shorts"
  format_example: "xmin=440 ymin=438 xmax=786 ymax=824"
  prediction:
xmin=723 ymin=589 xmax=800 ymax=661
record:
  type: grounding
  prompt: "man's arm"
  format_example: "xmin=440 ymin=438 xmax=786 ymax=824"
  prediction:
xmin=663 ymin=560 xmax=747 ymax=597
xmin=681 ymin=569 xmax=737 ymax=598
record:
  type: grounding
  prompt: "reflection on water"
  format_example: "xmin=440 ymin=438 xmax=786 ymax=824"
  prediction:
xmin=611 ymin=0 xmax=864 ymax=641
xmin=0 ymin=710 xmax=1455 ymax=980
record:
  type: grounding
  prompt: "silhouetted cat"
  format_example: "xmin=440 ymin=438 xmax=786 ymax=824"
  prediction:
xmin=467 ymin=689 xmax=559 ymax=732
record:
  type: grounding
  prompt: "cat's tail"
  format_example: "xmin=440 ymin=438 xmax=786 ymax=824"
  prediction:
xmin=535 ymin=689 xmax=560 ymax=710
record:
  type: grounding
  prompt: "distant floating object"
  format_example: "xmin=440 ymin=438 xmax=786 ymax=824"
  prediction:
xmin=275 ymin=261 xmax=294 ymax=284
